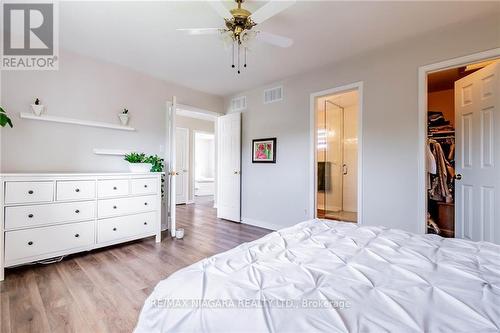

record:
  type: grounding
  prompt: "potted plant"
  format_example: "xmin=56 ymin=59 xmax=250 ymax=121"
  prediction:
xmin=118 ymin=108 xmax=129 ymax=126
xmin=145 ymin=155 xmax=165 ymax=198
xmin=124 ymin=152 xmax=152 ymax=173
xmin=31 ymin=98 xmax=44 ymax=116
xmin=0 ymin=106 xmax=13 ymax=128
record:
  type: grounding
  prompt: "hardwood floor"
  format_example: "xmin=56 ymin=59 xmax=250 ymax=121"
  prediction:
xmin=317 ymin=209 xmax=357 ymax=223
xmin=0 ymin=198 xmax=271 ymax=333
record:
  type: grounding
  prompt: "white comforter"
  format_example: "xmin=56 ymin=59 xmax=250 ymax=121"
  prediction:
xmin=135 ymin=220 xmax=500 ymax=333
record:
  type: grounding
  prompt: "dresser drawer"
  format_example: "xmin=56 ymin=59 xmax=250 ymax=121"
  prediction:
xmin=5 ymin=181 xmax=53 ymax=204
xmin=5 ymin=221 xmax=95 ymax=264
xmin=97 ymin=195 xmax=157 ymax=218
xmin=5 ymin=201 xmax=95 ymax=230
xmin=97 ymin=179 xmax=129 ymax=198
xmin=97 ymin=212 xmax=156 ymax=244
xmin=130 ymin=178 xmax=158 ymax=195
xmin=56 ymin=180 xmax=96 ymax=201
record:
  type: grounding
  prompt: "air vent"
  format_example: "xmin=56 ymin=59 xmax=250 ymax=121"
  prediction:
xmin=263 ymin=86 xmax=283 ymax=104
xmin=230 ymin=96 xmax=247 ymax=112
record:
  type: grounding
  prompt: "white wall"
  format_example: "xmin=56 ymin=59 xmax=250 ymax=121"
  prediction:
xmin=225 ymin=14 xmax=500 ymax=233
xmin=195 ymin=134 xmax=215 ymax=180
xmin=1 ymin=50 xmax=222 ymax=172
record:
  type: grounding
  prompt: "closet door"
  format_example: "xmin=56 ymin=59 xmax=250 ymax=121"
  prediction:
xmin=455 ymin=62 xmax=500 ymax=244
xmin=217 ymin=112 xmax=241 ymax=222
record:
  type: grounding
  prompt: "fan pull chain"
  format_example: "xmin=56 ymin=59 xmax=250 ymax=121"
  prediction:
xmin=231 ymin=42 xmax=235 ymax=68
xmin=244 ymin=47 xmax=247 ymax=68
xmin=237 ymin=42 xmax=241 ymax=74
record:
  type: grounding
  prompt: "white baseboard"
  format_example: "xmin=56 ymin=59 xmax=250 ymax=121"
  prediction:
xmin=241 ymin=218 xmax=282 ymax=231
xmin=186 ymin=200 xmax=195 ymax=205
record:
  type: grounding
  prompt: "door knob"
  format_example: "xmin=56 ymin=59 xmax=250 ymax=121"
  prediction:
xmin=455 ymin=174 xmax=462 ymax=180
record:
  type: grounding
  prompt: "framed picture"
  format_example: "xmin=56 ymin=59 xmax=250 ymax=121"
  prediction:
xmin=252 ymin=138 xmax=277 ymax=163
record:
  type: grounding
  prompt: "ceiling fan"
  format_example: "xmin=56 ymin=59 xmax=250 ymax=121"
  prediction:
xmin=177 ymin=0 xmax=296 ymax=74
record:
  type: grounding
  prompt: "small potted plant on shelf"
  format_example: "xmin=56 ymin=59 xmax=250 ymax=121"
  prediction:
xmin=118 ymin=108 xmax=129 ymax=126
xmin=31 ymin=98 xmax=44 ymax=116
xmin=124 ymin=152 xmax=152 ymax=173
xmin=0 ymin=106 xmax=13 ymax=128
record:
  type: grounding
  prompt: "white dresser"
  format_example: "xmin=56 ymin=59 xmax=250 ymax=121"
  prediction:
xmin=0 ymin=172 xmax=163 ymax=281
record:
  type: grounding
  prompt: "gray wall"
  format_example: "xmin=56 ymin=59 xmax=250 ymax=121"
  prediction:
xmin=225 ymin=14 xmax=500 ymax=233
xmin=1 ymin=50 xmax=223 ymax=172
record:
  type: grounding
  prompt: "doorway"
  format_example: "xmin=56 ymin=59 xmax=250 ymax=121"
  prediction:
xmin=312 ymin=85 xmax=362 ymax=223
xmin=418 ymin=49 xmax=500 ymax=244
xmin=175 ymin=115 xmax=216 ymax=208
xmin=194 ymin=131 xmax=216 ymax=200
xmin=166 ymin=100 xmax=222 ymax=237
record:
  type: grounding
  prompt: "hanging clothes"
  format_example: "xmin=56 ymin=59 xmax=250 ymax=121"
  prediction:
xmin=426 ymin=141 xmax=437 ymax=190
xmin=428 ymin=139 xmax=453 ymax=203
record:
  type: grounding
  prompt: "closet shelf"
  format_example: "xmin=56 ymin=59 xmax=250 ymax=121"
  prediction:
xmin=19 ymin=112 xmax=136 ymax=131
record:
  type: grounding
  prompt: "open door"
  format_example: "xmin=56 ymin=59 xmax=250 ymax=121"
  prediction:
xmin=217 ymin=112 xmax=241 ymax=222
xmin=167 ymin=97 xmax=177 ymax=238
xmin=455 ymin=62 xmax=500 ymax=244
xmin=175 ymin=127 xmax=189 ymax=204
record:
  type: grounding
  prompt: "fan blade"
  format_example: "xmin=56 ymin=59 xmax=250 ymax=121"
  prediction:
xmin=177 ymin=28 xmax=222 ymax=35
xmin=207 ymin=1 xmax=233 ymax=20
xmin=250 ymin=1 xmax=296 ymax=24
xmin=256 ymin=31 xmax=293 ymax=48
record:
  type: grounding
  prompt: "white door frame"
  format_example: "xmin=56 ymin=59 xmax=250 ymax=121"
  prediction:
xmin=192 ymin=130 xmax=216 ymax=200
xmin=309 ymin=81 xmax=364 ymax=224
xmin=176 ymin=126 xmax=190 ymax=205
xmin=416 ymin=47 xmax=500 ymax=234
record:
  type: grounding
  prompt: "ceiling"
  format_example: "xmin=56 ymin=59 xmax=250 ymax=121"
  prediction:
xmin=59 ymin=1 xmax=500 ymax=96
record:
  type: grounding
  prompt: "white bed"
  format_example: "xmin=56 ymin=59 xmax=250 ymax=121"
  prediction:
xmin=135 ymin=220 xmax=500 ymax=332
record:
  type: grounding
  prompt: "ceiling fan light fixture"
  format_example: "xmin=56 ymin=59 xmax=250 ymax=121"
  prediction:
xmin=179 ymin=0 xmax=295 ymax=75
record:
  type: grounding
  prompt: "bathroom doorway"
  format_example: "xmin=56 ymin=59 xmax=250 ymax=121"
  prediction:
xmin=314 ymin=88 xmax=360 ymax=223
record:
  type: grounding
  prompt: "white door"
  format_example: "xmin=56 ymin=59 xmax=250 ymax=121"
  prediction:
xmin=217 ymin=112 xmax=241 ymax=222
xmin=455 ymin=62 xmax=500 ymax=244
xmin=167 ymin=97 xmax=177 ymax=238
xmin=175 ymin=127 xmax=189 ymax=204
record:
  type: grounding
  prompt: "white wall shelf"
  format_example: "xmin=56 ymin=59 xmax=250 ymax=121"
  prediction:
xmin=19 ymin=112 xmax=136 ymax=131
xmin=93 ymin=148 xmax=131 ymax=156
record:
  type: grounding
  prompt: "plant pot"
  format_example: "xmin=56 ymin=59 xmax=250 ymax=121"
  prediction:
xmin=128 ymin=162 xmax=152 ymax=173
xmin=31 ymin=104 xmax=44 ymax=116
xmin=118 ymin=114 xmax=129 ymax=126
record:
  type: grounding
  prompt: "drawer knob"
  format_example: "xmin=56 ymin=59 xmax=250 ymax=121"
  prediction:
xmin=28 ymin=190 xmax=34 ymax=194
xmin=74 ymin=233 xmax=80 ymax=238
xmin=28 ymin=214 xmax=34 ymax=218
xmin=28 ymin=241 xmax=33 ymax=246
xmin=75 ymin=188 xmax=80 ymax=192
xmin=144 ymin=222 xmax=148 ymax=225
xmin=113 ymin=227 xmax=117 ymax=231
xmin=113 ymin=186 xmax=117 ymax=190
xmin=144 ymin=202 xmax=148 ymax=206
xmin=75 ymin=209 xmax=80 ymax=214
xmin=113 ymin=205 xmax=117 ymax=209
xmin=144 ymin=185 xmax=148 ymax=188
